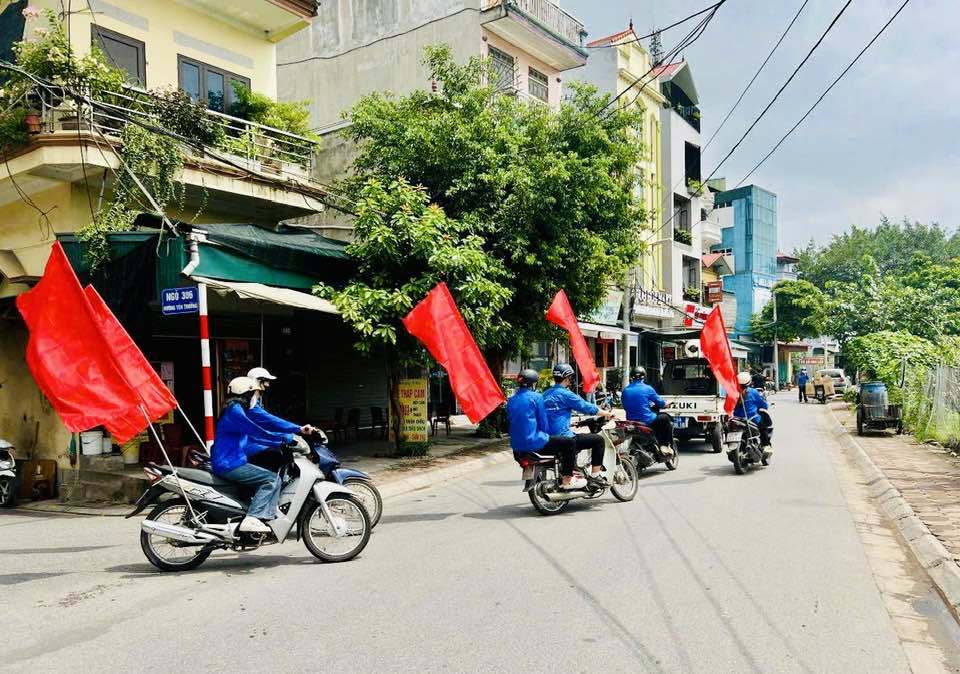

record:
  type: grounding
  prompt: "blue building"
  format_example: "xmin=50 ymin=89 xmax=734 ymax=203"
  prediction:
xmin=712 ymin=185 xmax=779 ymax=337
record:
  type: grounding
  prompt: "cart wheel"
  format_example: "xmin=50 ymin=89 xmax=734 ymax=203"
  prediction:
xmin=856 ymin=410 xmax=864 ymax=436
xmin=896 ymin=421 xmax=903 ymax=435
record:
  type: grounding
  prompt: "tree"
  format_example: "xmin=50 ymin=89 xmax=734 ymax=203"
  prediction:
xmin=316 ymin=178 xmax=511 ymax=445
xmin=749 ymin=280 xmax=826 ymax=342
xmin=342 ymin=45 xmax=647 ymax=377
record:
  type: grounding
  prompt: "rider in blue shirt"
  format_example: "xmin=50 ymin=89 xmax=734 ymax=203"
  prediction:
xmin=506 ymin=369 xmax=583 ymax=490
xmin=621 ymin=367 xmax=674 ymax=454
xmin=733 ymin=371 xmax=772 ymax=446
xmin=542 ymin=363 xmax=614 ymax=482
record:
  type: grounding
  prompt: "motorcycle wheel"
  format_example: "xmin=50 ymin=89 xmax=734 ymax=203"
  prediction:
xmin=140 ymin=501 xmax=212 ymax=572
xmin=710 ymin=424 xmax=723 ymax=453
xmin=528 ymin=468 xmax=568 ymax=516
xmin=664 ymin=439 xmax=680 ymax=471
xmin=610 ymin=458 xmax=638 ymax=502
xmin=303 ymin=495 xmax=371 ymax=563
xmin=343 ymin=478 xmax=383 ymax=529
xmin=733 ymin=444 xmax=747 ymax=475
xmin=0 ymin=476 xmax=17 ymax=507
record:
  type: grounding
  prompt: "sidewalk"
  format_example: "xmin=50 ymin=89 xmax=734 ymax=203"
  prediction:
xmin=830 ymin=401 xmax=960 ymax=616
xmin=14 ymin=418 xmax=510 ymax=517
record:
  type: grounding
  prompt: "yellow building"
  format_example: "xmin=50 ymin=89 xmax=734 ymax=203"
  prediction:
xmin=0 ymin=0 xmax=333 ymax=492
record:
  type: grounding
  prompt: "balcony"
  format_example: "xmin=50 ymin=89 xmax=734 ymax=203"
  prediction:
xmin=481 ymin=0 xmax=587 ymax=71
xmin=674 ymin=228 xmax=693 ymax=246
xmin=177 ymin=0 xmax=317 ymax=41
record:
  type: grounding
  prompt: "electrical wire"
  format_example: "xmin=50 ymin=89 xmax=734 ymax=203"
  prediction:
xmin=585 ymin=1 xmax=726 ymax=49
xmin=701 ymin=0 xmax=810 ymax=152
xmin=735 ymin=0 xmax=911 ymax=187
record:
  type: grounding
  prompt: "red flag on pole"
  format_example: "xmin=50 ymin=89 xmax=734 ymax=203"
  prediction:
xmin=700 ymin=306 xmax=740 ymax=415
xmin=402 ymin=283 xmax=505 ymax=423
xmin=15 ymin=243 xmax=144 ymax=439
xmin=84 ymin=285 xmax=176 ymax=439
xmin=545 ymin=289 xmax=600 ymax=394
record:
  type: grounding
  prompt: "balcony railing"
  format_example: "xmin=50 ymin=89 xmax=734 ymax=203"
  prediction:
xmin=482 ymin=0 xmax=585 ymax=47
xmin=673 ymin=103 xmax=701 ymax=132
xmin=27 ymin=84 xmax=317 ymax=179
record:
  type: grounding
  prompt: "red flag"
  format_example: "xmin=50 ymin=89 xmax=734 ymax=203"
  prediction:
xmin=84 ymin=286 xmax=176 ymax=439
xmin=402 ymin=283 xmax=505 ymax=423
xmin=700 ymin=306 xmax=740 ymax=415
xmin=545 ymin=290 xmax=600 ymax=393
xmin=16 ymin=243 xmax=144 ymax=439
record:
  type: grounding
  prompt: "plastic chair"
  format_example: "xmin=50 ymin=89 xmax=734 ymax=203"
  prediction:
xmin=370 ymin=407 xmax=388 ymax=439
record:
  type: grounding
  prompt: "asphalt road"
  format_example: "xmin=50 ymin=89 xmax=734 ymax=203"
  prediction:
xmin=2 ymin=393 xmax=958 ymax=672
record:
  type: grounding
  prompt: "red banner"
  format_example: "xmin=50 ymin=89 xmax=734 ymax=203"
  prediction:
xmin=16 ymin=243 xmax=145 ymax=440
xmin=402 ymin=283 xmax=505 ymax=423
xmin=700 ymin=306 xmax=740 ymax=415
xmin=545 ymin=289 xmax=600 ymax=393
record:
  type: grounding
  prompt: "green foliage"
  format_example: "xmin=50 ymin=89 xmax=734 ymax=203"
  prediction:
xmin=344 ymin=44 xmax=647 ymax=365
xmin=750 ymin=280 xmax=826 ymax=343
xmin=842 ymin=331 xmax=941 ymax=391
xmin=0 ymin=108 xmax=27 ymax=150
xmin=315 ymin=178 xmax=511 ymax=363
xmin=674 ymin=228 xmax=692 ymax=245
xmin=394 ymin=439 xmax=431 ymax=457
xmin=152 ymin=88 xmax=225 ymax=147
xmin=229 ymin=82 xmax=319 ymax=142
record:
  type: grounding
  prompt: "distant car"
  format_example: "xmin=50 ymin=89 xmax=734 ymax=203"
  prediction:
xmin=817 ymin=368 xmax=848 ymax=393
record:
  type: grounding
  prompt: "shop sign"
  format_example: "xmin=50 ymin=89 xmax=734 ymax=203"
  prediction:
xmin=161 ymin=286 xmax=199 ymax=315
xmin=801 ymin=356 xmax=826 ymax=366
xmin=682 ymin=303 xmax=712 ymax=327
xmin=585 ymin=290 xmax=624 ymax=325
xmin=705 ymin=281 xmax=724 ymax=304
xmin=397 ymin=378 xmax=429 ymax=443
xmin=633 ymin=287 xmax=673 ymax=319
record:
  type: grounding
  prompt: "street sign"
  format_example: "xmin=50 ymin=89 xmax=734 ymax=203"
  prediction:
xmin=161 ymin=286 xmax=199 ymax=315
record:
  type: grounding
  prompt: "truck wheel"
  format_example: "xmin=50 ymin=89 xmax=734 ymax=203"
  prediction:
xmin=710 ymin=424 xmax=723 ymax=453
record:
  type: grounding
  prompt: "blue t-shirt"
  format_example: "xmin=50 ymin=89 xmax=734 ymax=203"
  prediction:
xmin=506 ymin=388 xmax=550 ymax=452
xmin=542 ymin=384 xmax=599 ymax=437
xmin=211 ymin=401 xmax=294 ymax=475
xmin=798 ymin=372 xmax=809 ymax=387
xmin=621 ymin=380 xmax=666 ymax=424
xmin=733 ymin=387 xmax=769 ymax=423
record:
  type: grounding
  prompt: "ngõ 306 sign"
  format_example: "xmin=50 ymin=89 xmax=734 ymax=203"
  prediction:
xmin=161 ymin=287 xmax=199 ymax=315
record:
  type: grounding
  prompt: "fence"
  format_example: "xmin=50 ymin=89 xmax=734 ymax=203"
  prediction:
xmin=903 ymin=365 xmax=960 ymax=446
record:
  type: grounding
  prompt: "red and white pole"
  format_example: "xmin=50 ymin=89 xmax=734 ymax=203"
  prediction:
xmin=198 ymin=282 xmax=214 ymax=449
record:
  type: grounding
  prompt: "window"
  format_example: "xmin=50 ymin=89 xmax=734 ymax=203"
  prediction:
xmin=488 ymin=46 xmax=515 ymax=92
xmin=177 ymin=55 xmax=250 ymax=113
xmin=528 ymin=67 xmax=549 ymax=102
xmin=91 ymin=26 xmax=145 ymax=86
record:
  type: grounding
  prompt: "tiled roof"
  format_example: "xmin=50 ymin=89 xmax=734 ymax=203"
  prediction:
xmin=702 ymin=253 xmax=724 ymax=267
xmin=587 ymin=27 xmax=637 ymax=48
xmin=652 ymin=61 xmax=684 ymax=79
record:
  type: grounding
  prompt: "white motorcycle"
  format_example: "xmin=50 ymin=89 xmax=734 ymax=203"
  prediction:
xmin=128 ymin=437 xmax=370 ymax=571
xmin=0 ymin=438 xmax=17 ymax=507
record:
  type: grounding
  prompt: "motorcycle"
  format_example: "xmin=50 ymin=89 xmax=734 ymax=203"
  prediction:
xmin=129 ymin=437 xmax=371 ymax=572
xmin=726 ymin=409 xmax=774 ymax=475
xmin=0 ymin=438 xmax=17 ymax=507
xmin=614 ymin=414 xmax=680 ymax=473
xmin=518 ymin=416 xmax=639 ymax=516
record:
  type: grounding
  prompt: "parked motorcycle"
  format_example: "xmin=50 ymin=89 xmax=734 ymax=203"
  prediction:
xmin=129 ymin=437 xmax=370 ymax=571
xmin=0 ymin=438 xmax=17 ymax=507
xmin=518 ymin=416 xmax=639 ymax=516
xmin=614 ymin=415 xmax=680 ymax=472
xmin=726 ymin=409 xmax=774 ymax=475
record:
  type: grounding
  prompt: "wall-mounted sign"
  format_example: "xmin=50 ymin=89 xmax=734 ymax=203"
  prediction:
xmin=633 ymin=287 xmax=673 ymax=319
xmin=705 ymin=281 xmax=724 ymax=304
xmin=682 ymin=303 xmax=712 ymax=327
xmin=397 ymin=378 xmax=429 ymax=443
xmin=161 ymin=286 xmax=199 ymax=315
xmin=586 ymin=289 xmax=624 ymax=326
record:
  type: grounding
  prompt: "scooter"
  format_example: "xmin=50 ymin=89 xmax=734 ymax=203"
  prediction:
xmin=726 ymin=409 xmax=774 ymax=475
xmin=129 ymin=437 xmax=370 ymax=572
xmin=0 ymin=438 xmax=17 ymax=507
xmin=614 ymin=414 xmax=680 ymax=472
xmin=518 ymin=417 xmax=639 ymax=516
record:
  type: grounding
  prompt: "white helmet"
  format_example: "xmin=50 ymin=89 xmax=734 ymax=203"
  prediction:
xmin=247 ymin=367 xmax=277 ymax=382
xmin=228 ymin=376 xmax=259 ymax=395
xmin=737 ymin=372 xmax=752 ymax=386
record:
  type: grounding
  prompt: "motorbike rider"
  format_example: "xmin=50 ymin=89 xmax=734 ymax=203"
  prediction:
xmin=246 ymin=367 xmax=319 ymax=438
xmin=733 ymin=371 xmax=772 ymax=446
xmin=506 ymin=368 xmax=585 ymax=490
xmin=542 ymin=363 xmax=614 ymax=483
xmin=211 ymin=376 xmax=296 ymax=534
xmin=621 ymin=366 xmax=674 ymax=456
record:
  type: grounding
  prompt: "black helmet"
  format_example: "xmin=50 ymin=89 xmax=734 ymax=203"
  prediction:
xmin=551 ymin=363 xmax=575 ymax=380
xmin=630 ymin=366 xmax=646 ymax=381
xmin=517 ymin=369 xmax=539 ymax=387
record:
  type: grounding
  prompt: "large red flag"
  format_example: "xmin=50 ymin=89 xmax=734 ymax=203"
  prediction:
xmin=545 ymin=290 xmax=600 ymax=393
xmin=16 ymin=243 xmax=144 ymax=439
xmin=84 ymin=285 xmax=176 ymax=440
xmin=402 ymin=283 xmax=505 ymax=423
xmin=700 ymin=306 xmax=740 ymax=415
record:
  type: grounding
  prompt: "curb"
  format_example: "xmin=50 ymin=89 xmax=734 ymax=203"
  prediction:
xmin=826 ymin=405 xmax=960 ymax=618
xmin=377 ymin=444 xmax=512 ymax=500
xmin=14 ymin=502 xmax=130 ymax=517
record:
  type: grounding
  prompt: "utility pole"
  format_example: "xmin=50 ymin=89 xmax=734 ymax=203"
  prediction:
xmin=622 ymin=267 xmax=633 ymax=395
xmin=772 ymin=290 xmax=780 ymax=392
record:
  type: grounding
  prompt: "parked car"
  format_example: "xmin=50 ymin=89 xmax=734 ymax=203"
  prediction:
xmin=817 ymin=368 xmax=848 ymax=393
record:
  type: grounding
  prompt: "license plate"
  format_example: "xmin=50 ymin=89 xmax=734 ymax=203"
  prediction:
xmin=674 ymin=417 xmax=689 ymax=429
xmin=522 ymin=466 xmax=534 ymax=480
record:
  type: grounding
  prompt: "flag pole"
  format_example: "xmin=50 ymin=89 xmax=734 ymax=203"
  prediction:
xmin=140 ymin=406 xmax=199 ymax=522
xmin=177 ymin=404 xmax=208 ymax=454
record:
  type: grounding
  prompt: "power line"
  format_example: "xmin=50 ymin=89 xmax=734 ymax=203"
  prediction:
xmin=702 ymin=0 xmax=810 ymax=152
xmin=586 ymin=1 xmax=726 ymax=49
xmin=736 ymin=0 xmax=911 ymax=187
xmin=703 ymin=0 xmax=854 ymax=184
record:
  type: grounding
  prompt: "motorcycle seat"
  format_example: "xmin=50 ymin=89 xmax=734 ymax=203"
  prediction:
xmin=521 ymin=453 xmax=558 ymax=465
xmin=174 ymin=467 xmax=232 ymax=487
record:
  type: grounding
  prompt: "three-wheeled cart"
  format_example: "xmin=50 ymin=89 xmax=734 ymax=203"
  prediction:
xmin=856 ymin=381 xmax=903 ymax=435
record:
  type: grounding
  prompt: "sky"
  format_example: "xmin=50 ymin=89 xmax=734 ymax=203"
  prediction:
xmin=558 ymin=0 xmax=960 ymax=251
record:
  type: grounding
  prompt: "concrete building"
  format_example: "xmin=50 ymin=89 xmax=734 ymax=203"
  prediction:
xmin=711 ymin=184 xmax=780 ymax=337
xmin=277 ymin=0 xmax=588 ymax=130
